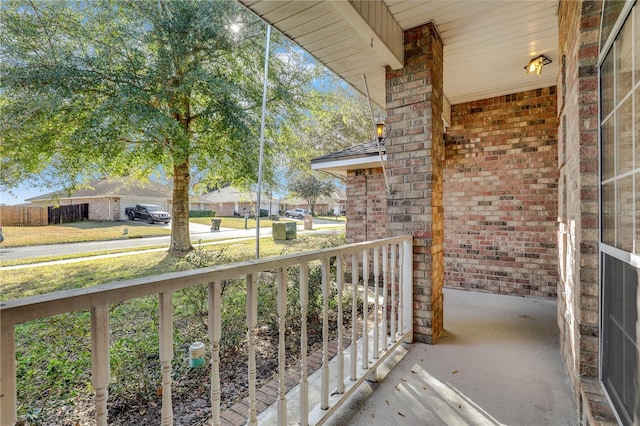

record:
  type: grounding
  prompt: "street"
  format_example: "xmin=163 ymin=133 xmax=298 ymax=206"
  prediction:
xmin=0 ymin=220 xmax=344 ymax=263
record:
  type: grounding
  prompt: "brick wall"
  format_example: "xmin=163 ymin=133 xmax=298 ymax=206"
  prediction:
xmin=444 ymin=87 xmax=559 ymax=297
xmin=345 ymin=168 xmax=387 ymax=244
xmin=385 ymin=23 xmax=444 ymax=343
xmin=557 ymin=0 xmax=616 ymax=423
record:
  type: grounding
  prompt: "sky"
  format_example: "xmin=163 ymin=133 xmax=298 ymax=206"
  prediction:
xmin=0 ymin=183 xmax=46 ymax=205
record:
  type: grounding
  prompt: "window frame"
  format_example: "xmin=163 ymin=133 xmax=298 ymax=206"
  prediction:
xmin=598 ymin=2 xmax=639 ymax=425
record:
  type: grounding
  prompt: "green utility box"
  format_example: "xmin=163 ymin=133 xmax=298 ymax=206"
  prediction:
xmin=272 ymin=221 xmax=297 ymax=240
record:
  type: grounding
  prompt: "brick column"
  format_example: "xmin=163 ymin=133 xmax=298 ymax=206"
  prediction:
xmin=385 ymin=23 xmax=444 ymax=344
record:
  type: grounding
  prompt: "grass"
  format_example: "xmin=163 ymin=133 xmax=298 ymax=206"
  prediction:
xmin=1 ymin=217 xmax=345 ymax=248
xmin=1 ymin=221 xmax=170 ymax=247
xmin=1 ymin=233 xmax=345 ymax=300
xmin=190 ymin=216 xmax=297 ymax=229
xmin=316 ymin=215 xmax=346 ymax=222
xmin=0 ymin=246 xmax=167 ymax=268
xmin=7 ymin=230 xmax=350 ymax=424
xmin=1 ymin=219 xmax=347 ymax=425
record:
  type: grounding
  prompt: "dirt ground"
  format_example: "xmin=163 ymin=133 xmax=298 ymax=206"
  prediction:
xmin=32 ymin=314 xmax=363 ymax=426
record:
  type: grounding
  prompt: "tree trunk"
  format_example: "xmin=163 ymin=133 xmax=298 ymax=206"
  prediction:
xmin=171 ymin=159 xmax=193 ymax=253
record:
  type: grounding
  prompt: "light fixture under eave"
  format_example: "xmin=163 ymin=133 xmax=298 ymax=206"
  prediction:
xmin=376 ymin=121 xmax=385 ymax=142
xmin=525 ymin=55 xmax=552 ymax=76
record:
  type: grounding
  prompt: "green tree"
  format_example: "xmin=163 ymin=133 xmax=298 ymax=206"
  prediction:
xmin=289 ymin=174 xmax=335 ymax=216
xmin=286 ymin=77 xmax=384 ymax=174
xmin=0 ymin=0 xmax=317 ymax=252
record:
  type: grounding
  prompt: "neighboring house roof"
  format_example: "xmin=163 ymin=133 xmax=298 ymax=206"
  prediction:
xmin=285 ymin=191 xmax=345 ymax=207
xmin=330 ymin=190 xmax=346 ymax=202
xmin=189 ymin=194 xmax=214 ymax=204
xmin=201 ymin=186 xmax=281 ymax=204
xmin=311 ymin=140 xmax=386 ymax=176
xmin=25 ymin=178 xmax=172 ymax=201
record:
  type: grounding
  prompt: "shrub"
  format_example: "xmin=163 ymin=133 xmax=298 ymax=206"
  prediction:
xmin=188 ymin=210 xmax=215 ymax=218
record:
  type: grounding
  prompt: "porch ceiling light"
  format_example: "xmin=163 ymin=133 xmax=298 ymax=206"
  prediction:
xmin=376 ymin=121 xmax=385 ymax=142
xmin=525 ymin=55 xmax=552 ymax=76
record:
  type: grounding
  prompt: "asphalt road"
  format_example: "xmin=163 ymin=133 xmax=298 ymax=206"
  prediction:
xmin=0 ymin=220 xmax=344 ymax=263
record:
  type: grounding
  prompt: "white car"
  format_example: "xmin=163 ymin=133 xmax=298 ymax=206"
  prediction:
xmin=284 ymin=208 xmax=309 ymax=219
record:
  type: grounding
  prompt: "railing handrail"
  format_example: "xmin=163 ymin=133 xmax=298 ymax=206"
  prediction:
xmin=0 ymin=235 xmax=411 ymax=326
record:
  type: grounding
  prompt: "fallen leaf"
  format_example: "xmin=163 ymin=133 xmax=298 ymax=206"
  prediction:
xmin=401 ymin=377 xmax=407 ymax=382
xmin=452 ymin=370 xmax=458 ymax=374
xmin=385 ymin=400 xmax=390 ymax=406
xmin=395 ymin=385 xmax=400 ymax=391
xmin=398 ymin=412 xmax=405 ymax=417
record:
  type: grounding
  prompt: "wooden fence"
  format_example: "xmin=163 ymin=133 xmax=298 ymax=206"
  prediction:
xmin=48 ymin=204 xmax=89 ymax=224
xmin=0 ymin=206 xmax=48 ymax=226
xmin=0 ymin=203 xmax=89 ymax=226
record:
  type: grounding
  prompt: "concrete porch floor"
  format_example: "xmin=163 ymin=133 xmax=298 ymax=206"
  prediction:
xmin=259 ymin=287 xmax=578 ymax=425
xmin=327 ymin=288 xmax=578 ymax=425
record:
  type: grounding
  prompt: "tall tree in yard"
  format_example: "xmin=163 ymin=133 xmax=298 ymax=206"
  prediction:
xmin=289 ymin=175 xmax=335 ymax=216
xmin=0 ymin=0 xmax=316 ymax=252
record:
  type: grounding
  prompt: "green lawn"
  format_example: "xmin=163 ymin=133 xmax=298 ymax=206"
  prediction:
xmin=1 ymin=232 xmax=345 ymax=300
xmin=0 ymin=221 xmax=171 ymax=247
xmin=190 ymin=216 xmax=297 ymax=229
xmin=4 ymin=231 xmax=346 ymax=423
xmin=1 ymin=216 xmax=345 ymax=248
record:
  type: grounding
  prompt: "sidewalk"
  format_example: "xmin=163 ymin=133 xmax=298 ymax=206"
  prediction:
xmin=1 ymin=223 xmax=344 ymax=269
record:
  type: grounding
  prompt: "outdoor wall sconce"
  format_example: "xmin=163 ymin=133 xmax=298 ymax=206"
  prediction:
xmin=376 ymin=121 xmax=385 ymax=142
xmin=525 ymin=55 xmax=551 ymax=76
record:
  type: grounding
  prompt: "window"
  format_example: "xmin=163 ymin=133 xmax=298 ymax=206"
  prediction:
xmin=599 ymin=2 xmax=639 ymax=425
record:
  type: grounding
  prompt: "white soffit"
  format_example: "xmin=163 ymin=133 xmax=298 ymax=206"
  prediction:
xmin=239 ymin=0 xmax=559 ymax=107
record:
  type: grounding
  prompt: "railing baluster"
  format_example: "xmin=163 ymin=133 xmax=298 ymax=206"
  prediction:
xmin=246 ymin=274 xmax=258 ymax=426
xmin=91 ymin=304 xmax=110 ymax=426
xmin=398 ymin=243 xmax=404 ymax=336
xmin=336 ymin=255 xmax=345 ymax=394
xmin=299 ymin=262 xmax=309 ymax=426
xmin=1 ymin=324 xmax=17 ymax=425
xmin=391 ymin=243 xmax=397 ymax=342
xmin=350 ymin=252 xmax=358 ymax=381
xmin=362 ymin=249 xmax=369 ymax=370
xmin=321 ymin=258 xmax=330 ymax=410
xmin=403 ymin=239 xmax=413 ymax=341
xmin=208 ymin=281 xmax=222 ymax=426
xmin=277 ymin=268 xmax=288 ymax=425
xmin=382 ymin=245 xmax=388 ymax=351
xmin=373 ymin=247 xmax=379 ymax=359
xmin=159 ymin=292 xmax=174 ymax=425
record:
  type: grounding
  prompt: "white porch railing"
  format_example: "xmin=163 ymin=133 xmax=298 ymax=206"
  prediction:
xmin=0 ymin=236 xmax=413 ymax=426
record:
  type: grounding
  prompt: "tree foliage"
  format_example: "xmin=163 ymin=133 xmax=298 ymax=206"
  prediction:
xmin=284 ymin=76 xmax=384 ymax=175
xmin=0 ymin=0 xmax=319 ymax=252
xmin=289 ymin=174 xmax=335 ymax=215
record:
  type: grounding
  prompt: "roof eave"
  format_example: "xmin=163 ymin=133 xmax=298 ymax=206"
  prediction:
xmin=311 ymin=154 xmax=387 ymax=177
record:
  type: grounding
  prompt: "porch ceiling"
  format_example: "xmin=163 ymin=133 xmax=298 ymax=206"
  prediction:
xmin=238 ymin=1 xmax=559 ymax=107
